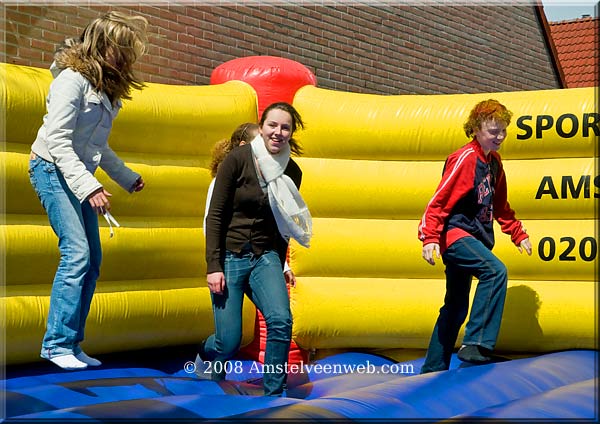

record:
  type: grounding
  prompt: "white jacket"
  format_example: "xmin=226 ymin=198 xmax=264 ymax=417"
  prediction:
xmin=31 ymin=63 xmax=140 ymax=203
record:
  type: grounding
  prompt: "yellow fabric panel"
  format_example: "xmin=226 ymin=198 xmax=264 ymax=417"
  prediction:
xmin=289 ymin=218 xmax=597 ymax=282
xmin=5 ymin=278 xmax=209 ymax=296
xmin=2 ymin=286 xmax=256 ymax=364
xmin=1 ymin=63 xmax=52 ymax=144
xmin=4 ymin=150 xmax=212 ymax=217
xmin=109 ymin=80 xmax=258 ymax=155
xmin=295 ymin=156 xmax=597 ymax=220
xmin=0 ymin=63 xmax=258 ymax=154
xmin=3 ymin=151 xmax=46 ymax=216
xmin=89 ymin=163 xmax=210 ymax=218
xmin=3 ymin=223 xmax=207 ymax=285
xmin=293 ymin=85 xmax=598 ymax=160
xmin=290 ymin=278 xmax=596 ymax=352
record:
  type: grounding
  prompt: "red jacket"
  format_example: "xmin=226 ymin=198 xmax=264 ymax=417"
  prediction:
xmin=418 ymin=140 xmax=528 ymax=252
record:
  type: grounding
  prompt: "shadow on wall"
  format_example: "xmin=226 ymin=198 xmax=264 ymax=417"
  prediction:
xmin=498 ymin=285 xmax=543 ymax=351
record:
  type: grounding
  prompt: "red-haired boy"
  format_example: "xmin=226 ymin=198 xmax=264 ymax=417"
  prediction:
xmin=418 ymin=99 xmax=532 ymax=373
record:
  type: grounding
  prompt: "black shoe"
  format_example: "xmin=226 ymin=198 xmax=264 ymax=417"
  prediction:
xmin=457 ymin=345 xmax=492 ymax=363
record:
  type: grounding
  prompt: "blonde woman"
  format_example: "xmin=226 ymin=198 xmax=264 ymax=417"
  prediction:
xmin=28 ymin=11 xmax=148 ymax=370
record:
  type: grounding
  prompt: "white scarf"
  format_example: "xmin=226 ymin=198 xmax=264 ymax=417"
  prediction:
xmin=250 ymin=135 xmax=312 ymax=248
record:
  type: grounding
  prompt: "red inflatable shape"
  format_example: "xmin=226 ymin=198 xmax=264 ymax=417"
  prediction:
xmin=211 ymin=56 xmax=317 ymax=116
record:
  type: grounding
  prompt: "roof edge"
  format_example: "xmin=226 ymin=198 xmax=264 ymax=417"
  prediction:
xmin=536 ymin=0 xmax=566 ymax=88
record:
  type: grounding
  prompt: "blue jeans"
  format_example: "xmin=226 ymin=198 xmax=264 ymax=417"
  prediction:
xmin=202 ymin=249 xmax=292 ymax=396
xmin=29 ymin=156 xmax=101 ymax=359
xmin=421 ymin=236 xmax=508 ymax=373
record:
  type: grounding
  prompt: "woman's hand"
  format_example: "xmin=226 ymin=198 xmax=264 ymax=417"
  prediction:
xmin=284 ymin=269 xmax=296 ymax=287
xmin=207 ymin=272 xmax=226 ymax=295
xmin=132 ymin=177 xmax=145 ymax=192
xmin=87 ymin=187 xmax=112 ymax=215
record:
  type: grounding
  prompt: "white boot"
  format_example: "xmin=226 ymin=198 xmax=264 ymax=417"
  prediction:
xmin=49 ymin=354 xmax=88 ymax=370
xmin=75 ymin=351 xmax=102 ymax=366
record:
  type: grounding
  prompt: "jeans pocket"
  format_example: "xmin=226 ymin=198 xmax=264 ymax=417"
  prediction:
xmin=224 ymin=251 xmax=240 ymax=265
xmin=28 ymin=157 xmax=42 ymax=175
xmin=43 ymin=160 xmax=57 ymax=174
xmin=28 ymin=157 xmax=44 ymax=197
xmin=29 ymin=158 xmax=61 ymax=197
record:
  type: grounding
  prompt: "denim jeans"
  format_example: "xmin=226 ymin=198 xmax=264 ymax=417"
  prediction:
xmin=202 ymin=248 xmax=292 ymax=396
xmin=421 ymin=236 xmax=508 ymax=373
xmin=29 ymin=156 xmax=101 ymax=359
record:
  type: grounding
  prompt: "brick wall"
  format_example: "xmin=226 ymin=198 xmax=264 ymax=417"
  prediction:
xmin=1 ymin=4 xmax=561 ymax=94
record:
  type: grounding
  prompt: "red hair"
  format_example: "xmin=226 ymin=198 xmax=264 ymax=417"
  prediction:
xmin=463 ymin=99 xmax=513 ymax=138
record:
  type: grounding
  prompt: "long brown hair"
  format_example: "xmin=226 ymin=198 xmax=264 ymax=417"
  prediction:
xmin=54 ymin=11 xmax=148 ymax=104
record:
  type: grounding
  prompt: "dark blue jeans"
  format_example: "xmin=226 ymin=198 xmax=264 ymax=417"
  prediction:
xmin=421 ymin=236 xmax=508 ymax=373
xmin=203 ymin=249 xmax=292 ymax=396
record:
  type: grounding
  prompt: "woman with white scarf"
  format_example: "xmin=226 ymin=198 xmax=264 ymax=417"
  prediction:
xmin=202 ymin=102 xmax=312 ymax=396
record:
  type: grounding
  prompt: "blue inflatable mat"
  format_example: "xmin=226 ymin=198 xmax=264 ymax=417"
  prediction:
xmin=3 ymin=349 xmax=597 ymax=421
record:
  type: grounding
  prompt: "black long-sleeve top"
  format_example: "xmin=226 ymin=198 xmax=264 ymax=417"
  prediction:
xmin=205 ymin=143 xmax=302 ymax=274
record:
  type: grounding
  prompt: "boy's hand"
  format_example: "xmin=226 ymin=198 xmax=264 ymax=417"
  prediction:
xmin=422 ymin=242 xmax=440 ymax=265
xmin=518 ymin=238 xmax=532 ymax=255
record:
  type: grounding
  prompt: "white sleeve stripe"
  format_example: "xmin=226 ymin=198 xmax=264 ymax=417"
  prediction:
xmin=419 ymin=148 xmax=474 ymax=238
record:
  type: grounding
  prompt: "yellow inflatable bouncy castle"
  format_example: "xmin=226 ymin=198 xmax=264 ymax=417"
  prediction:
xmin=1 ymin=61 xmax=597 ymax=365
xmin=289 ymin=85 xmax=597 ymax=356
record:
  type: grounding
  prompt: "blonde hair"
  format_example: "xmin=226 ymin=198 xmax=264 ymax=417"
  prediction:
xmin=54 ymin=11 xmax=148 ymax=103
xmin=209 ymin=123 xmax=259 ymax=177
